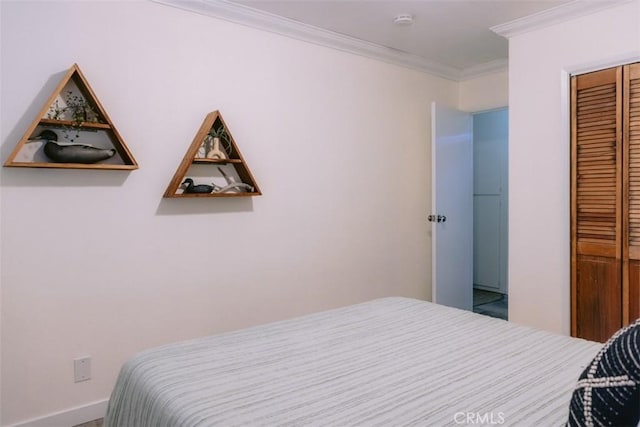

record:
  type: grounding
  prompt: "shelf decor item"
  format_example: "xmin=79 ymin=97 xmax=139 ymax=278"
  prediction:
xmin=204 ymin=125 xmax=232 ymax=160
xmin=181 ymin=178 xmax=215 ymax=194
xmin=36 ymin=129 xmax=116 ymax=163
xmin=4 ymin=63 xmax=138 ymax=170
xmin=164 ymin=110 xmax=261 ymax=198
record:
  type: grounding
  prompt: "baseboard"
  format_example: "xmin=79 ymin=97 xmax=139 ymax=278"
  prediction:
xmin=6 ymin=399 xmax=108 ymax=427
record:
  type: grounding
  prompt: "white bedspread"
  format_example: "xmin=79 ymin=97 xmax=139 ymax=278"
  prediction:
xmin=105 ymin=297 xmax=601 ymax=426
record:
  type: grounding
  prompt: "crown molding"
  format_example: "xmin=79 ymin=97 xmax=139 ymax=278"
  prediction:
xmin=459 ymin=59 xmax=509 ymax=81
xmin=491 ymin=0 xmax=634 ymax=38
xmin=152 ymin=0 xmax=464 ymax=81
xmin=154 ymin=0 xmax=616 ymax=81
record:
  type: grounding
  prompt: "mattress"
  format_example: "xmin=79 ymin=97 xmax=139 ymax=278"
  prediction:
xmin=105 ymin=297 xmax=601 ymax=426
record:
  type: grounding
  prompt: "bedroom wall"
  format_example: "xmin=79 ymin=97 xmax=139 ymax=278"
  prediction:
xmin=0 ymin=1 xmax=459 ymax=424
xmin=458 ymin=70 xmax=509 ymax=113
xmin=508 ymin=0 xmax=640 ymax=334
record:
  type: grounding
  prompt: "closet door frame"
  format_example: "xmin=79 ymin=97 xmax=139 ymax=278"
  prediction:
xmin=623 ymin=63 xmax=640 ymax=323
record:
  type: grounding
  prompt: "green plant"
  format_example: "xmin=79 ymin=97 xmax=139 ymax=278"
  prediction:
xmin=64 ymin=91 xmax=99 ymax=125
xmin=208 ymin=125 xmax=229 ymax=141
xmin=207 ymin=124 xmax=233 ymax=156
xmin=47 ymin=91 xmax=100 ymax=142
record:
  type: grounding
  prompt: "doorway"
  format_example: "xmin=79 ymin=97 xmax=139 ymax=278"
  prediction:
xmin=472 ymin=108 xmax=508 ymax=320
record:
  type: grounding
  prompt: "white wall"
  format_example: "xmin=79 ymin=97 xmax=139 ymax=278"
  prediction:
xmin=0 ymin=0 xmax=459 ymax=424
xmin=508 ymin=0 xmax=640 ymax=334
xmin=459 ymin=70 xmax=509 ymax=113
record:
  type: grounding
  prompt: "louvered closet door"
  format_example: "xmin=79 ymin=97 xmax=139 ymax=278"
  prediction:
xmin=571 ymin=67 xmax=622 ymax=342
xmin=624 ymin=63 xmax=640 ymax=322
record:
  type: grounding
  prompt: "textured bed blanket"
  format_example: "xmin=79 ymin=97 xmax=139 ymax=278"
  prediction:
xmin=105 ymin=297 xmax=601 ymax=426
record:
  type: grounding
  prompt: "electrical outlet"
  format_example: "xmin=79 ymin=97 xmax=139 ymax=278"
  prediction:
xmin=74 ymin=356 xmax=91 ymax=383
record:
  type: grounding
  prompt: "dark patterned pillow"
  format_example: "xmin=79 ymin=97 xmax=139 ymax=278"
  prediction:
xmin=567 ymin=319 xmax=640 ymax=427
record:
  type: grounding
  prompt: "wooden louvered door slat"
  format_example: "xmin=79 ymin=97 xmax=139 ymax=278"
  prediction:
xmin=624 ymin=63 xmax=640 ymax=322
xmin=571 ymin=67 xmax=622 ymax=342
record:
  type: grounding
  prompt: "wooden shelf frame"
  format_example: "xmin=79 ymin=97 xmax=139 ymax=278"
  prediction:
xmin=164 ymin=111 xmax=262 ymax=198
xmin=4 ymin=63 xmax=138 ymax=170
xmin=38 ymin=118 xmax=112 ymax=130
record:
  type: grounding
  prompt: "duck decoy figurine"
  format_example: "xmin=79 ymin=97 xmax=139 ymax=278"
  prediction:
xmin=181 ymin=178 xmax=214 ymax=194
xmin=35 ymin=130 xmax=117 ymax=164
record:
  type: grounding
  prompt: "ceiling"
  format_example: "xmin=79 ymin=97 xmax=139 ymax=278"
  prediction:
xmin=230 ymin=0 xmax=571 ymax=73
xmin=155 ymin=0 xmax=629 ymax=80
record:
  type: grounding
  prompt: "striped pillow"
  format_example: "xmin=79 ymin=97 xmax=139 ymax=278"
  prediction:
xmin=567 ymin=320 xmax=640 ymax=427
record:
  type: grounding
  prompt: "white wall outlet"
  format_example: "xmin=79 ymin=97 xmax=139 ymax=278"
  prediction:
xmin=74 ymin=356 xmax=91 ymax=383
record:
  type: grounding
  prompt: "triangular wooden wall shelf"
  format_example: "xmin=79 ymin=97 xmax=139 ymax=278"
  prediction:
xmin=164 ymin=111 xmax=261 ymax=198
xmin=4 ymin=63 xmax=138 ymax=170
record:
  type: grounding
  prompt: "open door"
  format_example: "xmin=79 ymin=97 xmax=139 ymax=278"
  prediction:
xmin=431 ymin=102 xmax=473 ymax=311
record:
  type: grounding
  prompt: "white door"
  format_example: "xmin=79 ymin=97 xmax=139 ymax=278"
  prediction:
xmin=431 ymin=102 xmax=473 ymax=311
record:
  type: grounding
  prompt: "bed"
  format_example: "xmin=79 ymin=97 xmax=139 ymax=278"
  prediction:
xmin=104 ymin=297 xmax=603 ymax=426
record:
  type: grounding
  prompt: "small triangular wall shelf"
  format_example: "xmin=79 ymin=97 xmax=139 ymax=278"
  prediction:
xmin=4 ymin=63 xmax=138 ymax=170
xmin=164 ymin=111 xmax=261 ymax=198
